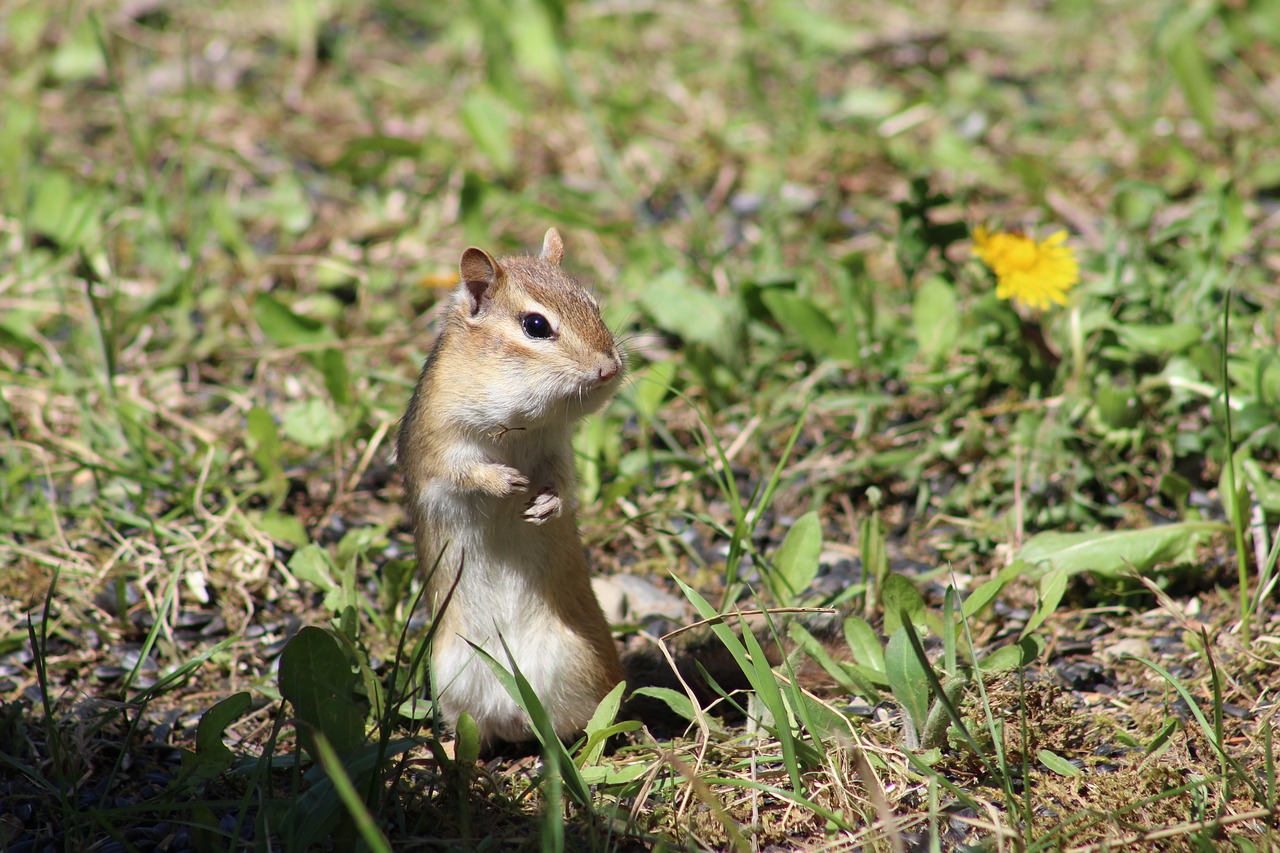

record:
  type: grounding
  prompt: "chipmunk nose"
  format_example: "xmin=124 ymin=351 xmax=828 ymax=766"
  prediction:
xmin=598 ymin=363 xmax=618 ymax=383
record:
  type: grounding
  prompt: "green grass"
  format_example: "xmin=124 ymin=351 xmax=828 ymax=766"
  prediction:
xmin=2 ymin=0 xmax=1280 ymax=849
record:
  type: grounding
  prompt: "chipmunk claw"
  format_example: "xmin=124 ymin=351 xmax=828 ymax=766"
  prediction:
xmin=523 ymin=487 xmax=562 ymax=524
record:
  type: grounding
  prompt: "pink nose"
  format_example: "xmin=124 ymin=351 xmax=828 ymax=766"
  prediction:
xmin=598 ymin=363 xmax=618 ymax=382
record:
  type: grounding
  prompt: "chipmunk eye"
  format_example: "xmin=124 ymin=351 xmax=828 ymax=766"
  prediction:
xmin=521 ymin=313 xmax=553 ymax=340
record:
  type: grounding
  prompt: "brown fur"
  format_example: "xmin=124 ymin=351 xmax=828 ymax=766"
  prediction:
xmin=398 ymin=228 xmax=624 ymax=747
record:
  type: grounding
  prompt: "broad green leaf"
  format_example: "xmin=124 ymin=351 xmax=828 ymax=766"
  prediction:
xmin=320 ymin=349 xmax=352 ymax=408
xmin=1116 ymin=322 xmax=1202 ymax=355
xmin=844 ymin=662 xmax=890 ymax=688
xmin=278 ymin=627 xmax=365 ymax=758
xmin=1037 ymin=749 xmax=1082 ymax=777
xmin=184 ymin=691 xmax=251 ymax=776
xmin=246 ymin=406 xmax=285 ymax=485
xmin=629 ymin=686 xmax=697 ymax=722
xmin=1160 ymin=18 xmax=1216 ymax=129
xmin=330 ymin=134 xmax=422 ymax=179
xmin=50 ymin=19 xmax=105 ymax=81
xmin=640 ymin=269 xmax=737 ymax=360
xmin=912 ymin=275 xmax=959 ymax=364
xmin=768 ymin=3 xmax=863 ymax=50
xmin=288 ymin=544 xmax=344 ymax=612
xmin=253 ymin=293 xmax=334 ymax=347
xmin=1221 ymin=451 xmax=1251 ymax=528
xmin=881 ymin=573 xmax=926 ymax=636
xmin=455 ymin=712 xmax=480 ymax=766
xmin=281 ymin=398 xmax=341 ymax=449
xmin=253 ymin=511 xmax=309 ymax=548
xmin=884 ymin=626 xmax=929 ymax=742
xmin=460 ymin=88 xmax=515 ymax=174
xmin=7 ymin=5 xmax=47 ymax=57
xmin=508 ymin=0 xmax=561 ymax=83
xmin=1021 ymin=568 xmax=1068 ymax=640
xmin=29 ymin=168 xmax=103 ymax=249
xmin=579 ymin=760 xmax=650 ymax=785
xmin=1016 ymin=522 xmax=1226 ymax=579
xmin=771 ymin=510 xmax=822 ymax=604
xmin=788 ymin=622 xmax=881 ymax=700
xmin=631 ymin=360 xmax=678 ymax=421
xmin=578 ymin=680 xmax=627 ymax=767
xmin=761 ymin=290 xmax=856 ymax=361
xmin=264 ymin=173 xmax=313 ymax=234
xmin=842 ymin=616 xmax=885 ymax=672
xmin=1244 ymin=458 xmax=1280 ymax=513
xmin=963 ymin=561 xmax=1027 ymax=618
xmin=981 ymin=634 xmax=1043 ymax=674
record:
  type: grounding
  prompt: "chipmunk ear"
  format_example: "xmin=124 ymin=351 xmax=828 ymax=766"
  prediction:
xmin=459 ymin=247 xmax=504 ymax=316
xmin=539 ymin=228 xmax=564 ymax=265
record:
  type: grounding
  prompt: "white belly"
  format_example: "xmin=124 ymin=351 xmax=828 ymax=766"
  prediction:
xmin=422 ymin=485 xmax=605 ymax=743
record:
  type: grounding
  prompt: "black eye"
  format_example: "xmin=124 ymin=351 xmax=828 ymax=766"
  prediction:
xmin=522 ymin=313 xmax=553 ymax=339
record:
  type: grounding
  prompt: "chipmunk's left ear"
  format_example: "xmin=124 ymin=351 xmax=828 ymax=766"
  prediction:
xmin=540 ymin=228 xmax=564 ymax=265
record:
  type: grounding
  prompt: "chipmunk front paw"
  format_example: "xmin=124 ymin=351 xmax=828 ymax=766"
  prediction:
xmin=471 ymin=463 xmax=530 ymax=498
xmin=523 ymin=486 xmax=562 ymax=524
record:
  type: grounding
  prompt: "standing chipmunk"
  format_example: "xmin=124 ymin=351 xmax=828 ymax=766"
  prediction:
xmin=397 ymin=228 xmax=626 ymax=748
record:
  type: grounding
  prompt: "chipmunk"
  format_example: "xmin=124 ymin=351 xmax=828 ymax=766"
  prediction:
xmin=397 ymin=228 xmax=626 ymax=748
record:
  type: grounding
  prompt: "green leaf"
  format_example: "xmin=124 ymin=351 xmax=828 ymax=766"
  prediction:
xmin=29 ymin=168 xmax=103 ymax=250
xmin=981 ymin=634 xmax=1044 ymax=673
xmin=1220 ymin=451 xmax=1250 ymax=529
xmin=881 ymin=573 xmax=926 ymax=636
xmin=1115 ymin=322 xmax=1203 ymax=355
xmin=1016 ymin=522 xmax=1226 ymax=579
xmin=578 ymin=680 xmax=627 ymax=767
xmin=288 ymin=544 xmax=344 ymax=612
xmin=253 ymin=293 xmax=334 ymax=347
xmin=963 ymin=561 xmax=1026 ymax=618
xmin=50 ymin=19 xmax=106 ymax=82
xmin=842 ymin=616 xmax=886 ymax=672
xmin=278 ymin=627 xmax=365 ymax=759
xmin=254 ymin=511 xmax=310 ymax=548
xmin=629 ymin=686 xmax=698 ymax=722
xmin=1021 ymin=568 xmax=1068 ymax=640
xmin=761 ymin=290 xmax=857 ymax=362
xmin=460 ymin=88 xmax=515 ymax=174
xmin=455 ymin=712 xmax=480 ymax=766
xmin=788 ymin=622 xmax=881 ymax=700
xmin=1244 ymin=458 xmax=1280 ymax=513
xmin=182 ymin=691 xmax=251 ymax=782
xmin=246 ymin=406 xmax=285 ymax=488
xmin=267 ymin=173 xmax=314 ymax=234
xmin=281 ymin=398 xmax=342 ymax=449
xmin=631 ymin=360 xmax=678 ymax=421
xmin=320 ymin=349 xmax=352 ymax=408
xmin=330 ymin=134 xmax=422 ymax=180
xmin=771 ymin=510 xmax=822 ymax=604
xmin=1144 ymin=718 xmax=1179 ymax=757
xmin=885 ymin=626 xmax=929 ymax=743
xmin=1160 ymin=16 xmax=1216 ymax=129
xmin=1037 ymin=749 xmax=1082 ymax=777
xmin=508 ymin=0 xmax=562 ymax=83
xmin=640 ymin=269 xmax=738 ymax=360
xmin=912 ymin=275 xmax=960 ymax=364
xmin=579 ymin=760 xmax=650 ymax=785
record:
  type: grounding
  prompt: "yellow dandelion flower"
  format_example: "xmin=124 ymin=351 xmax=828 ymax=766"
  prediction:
xmin=973 ymin=226 xmax=1079 ymax=311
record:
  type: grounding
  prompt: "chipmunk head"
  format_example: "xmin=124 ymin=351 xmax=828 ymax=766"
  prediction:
xmin=449 ymin=228 xmax=625 ymax=430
